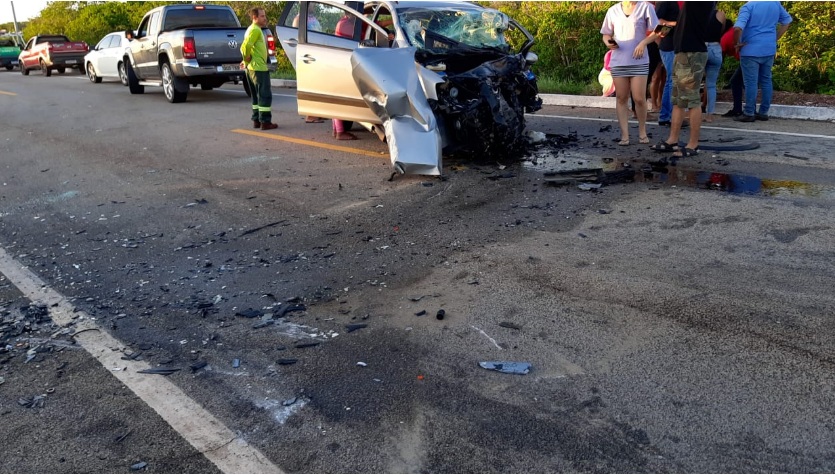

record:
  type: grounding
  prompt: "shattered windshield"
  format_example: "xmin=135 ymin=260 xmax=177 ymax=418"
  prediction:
xmin=398 ymin=7 xmax=510 ymax=52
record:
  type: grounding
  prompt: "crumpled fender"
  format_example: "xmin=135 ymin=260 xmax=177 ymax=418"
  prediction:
xmin=350 ymin=47 xmax=442 ymax=176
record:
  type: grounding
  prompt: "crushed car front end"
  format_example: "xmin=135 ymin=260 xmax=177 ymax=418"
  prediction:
xmin=398 ymin=4 xmax=543 ymax=158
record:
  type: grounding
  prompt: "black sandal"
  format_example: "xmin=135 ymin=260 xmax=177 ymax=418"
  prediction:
xmin=671 ymin=147 xmax=699 ymax=158
xmin=650 ymin=141 xmax=678 ymax=153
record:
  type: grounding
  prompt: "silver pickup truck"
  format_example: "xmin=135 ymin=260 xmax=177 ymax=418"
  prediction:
xmin=124 ymin=4 xmax=277 ymax=103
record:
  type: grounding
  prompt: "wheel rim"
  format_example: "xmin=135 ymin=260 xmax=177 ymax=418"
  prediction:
xmin=162 ymin=65 xmax=173 ymax=100
xmin=118 ymin=64 xmax=127 ymax=85
xmin=87 ymin=64 xmax=96 ymax=82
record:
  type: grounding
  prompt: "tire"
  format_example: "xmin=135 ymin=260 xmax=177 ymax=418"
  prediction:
xmin=125 ymin=60 xmax=144 ymax=94
xmin=4 ymin=65 xmax=12 ymax=71
xmin=86 ymin=62 xmax=102 ymax=83
xmin=40 ymin=60 xmax=51 ymax=77
xmin=57 ymin=67 xmax=65 ymax=74
xmin=161 ymin=62 xmax=187 ymax=103
xmin=242 ymin=76 xmax=252 ymax=98
xmin=118 ymin=62 xmax=128 ymax=86
xmin=21 ymin=65 xmax=29 ymax=75
xmin=343 ymin=121 xmax=354 ymax=131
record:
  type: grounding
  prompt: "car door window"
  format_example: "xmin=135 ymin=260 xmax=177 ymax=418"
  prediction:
xmin=305 ymin=3 xmax=364 ymax=47
xmin=137 ymin=16 xmax=150 ymax=38
xmin=282 ymin=2 xmax=301 ymax=28
xmin=149 ymin=12 xmax=161 ymax=36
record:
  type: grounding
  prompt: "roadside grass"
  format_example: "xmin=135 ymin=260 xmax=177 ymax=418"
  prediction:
xmin=536 ymin=75 xmax=600 ymax=96
xmin=270 ymin=68 xmax=296 ymax=80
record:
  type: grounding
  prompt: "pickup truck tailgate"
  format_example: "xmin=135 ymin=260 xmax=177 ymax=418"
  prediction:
xmin=49 ymin=41 xmax=88 ymax=55
xmin=191 ymin=29 xmax=246 ymax=64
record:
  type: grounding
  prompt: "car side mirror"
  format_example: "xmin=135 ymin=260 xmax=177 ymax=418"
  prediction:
xmin=525 ymin=52 xmax=538 ymax=65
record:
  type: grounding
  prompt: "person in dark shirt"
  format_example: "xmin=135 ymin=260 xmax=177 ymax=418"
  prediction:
xmin=652 ymin=1 xmax=714 ymax=158
xmin=654 ymin=1 xmax=679 ymax=126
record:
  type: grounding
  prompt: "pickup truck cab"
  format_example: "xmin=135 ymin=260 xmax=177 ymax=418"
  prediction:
xmin=124 ymin=4 xmax=277 ymax=103
xmin=0 ymin=33 xmax=24 ymax=70
xmin=18 ymin=35 xmax=89 ymax=77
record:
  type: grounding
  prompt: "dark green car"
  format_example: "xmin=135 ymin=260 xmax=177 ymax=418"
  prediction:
xmin=0 ymin=34 xmax=24 ymax=70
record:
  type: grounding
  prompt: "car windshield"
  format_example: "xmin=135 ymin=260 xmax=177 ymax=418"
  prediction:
xmin=397 ymin=6 xmax=510 ymax=52
xmin=0 ymin=37 xmax=19 ymax=47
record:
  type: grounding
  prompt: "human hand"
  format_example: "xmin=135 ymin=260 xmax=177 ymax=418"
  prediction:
xmin=607 ymin=39 xmax=619 ymax=50
xmin=633 ymin=43 xmax=645 ymax=59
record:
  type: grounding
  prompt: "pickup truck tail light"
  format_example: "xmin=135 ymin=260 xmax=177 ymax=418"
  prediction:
xmin=267 ymin=34 xmax=276 ymax=56
xmin=183 ymin=37 xmax=196 ymax=59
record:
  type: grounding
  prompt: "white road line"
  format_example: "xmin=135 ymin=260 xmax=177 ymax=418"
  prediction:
xmin=0 ymin=246 xmax=282 ymax=474
xmin=534 ymin=114 xmax=835 ymax=140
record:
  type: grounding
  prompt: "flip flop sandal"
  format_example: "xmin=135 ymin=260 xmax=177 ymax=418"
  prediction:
xmin=650 ymin=141 xmax=678 ymax=152
xmin=639 ymin=136 xmax=650 ymax=144
xmin=618 ymin=139 xmax=630 ymax=146
xmin=671 ymin=147 xmax=699 ymax=158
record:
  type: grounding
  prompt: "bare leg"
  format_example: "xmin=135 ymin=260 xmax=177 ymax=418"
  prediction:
xmin=665 ymin=105 xmax=684 ymax=146
xmin=630 ymin=75 xmax=649 ymax=141
xmin=685 ymin=106 xmax=702 ymax=150
xmin=613 ymin=76 xmax=632 ymax=143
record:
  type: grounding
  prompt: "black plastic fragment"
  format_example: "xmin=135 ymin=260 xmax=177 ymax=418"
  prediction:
xmin=277 ymin=358 xmax=298 ymax=365
xmin=295 ymin=341 xmax=320 ymax=349
xmin=345 ymin=323 xmax=367 ymax=333
xmin=236 ymin=308 xmax=263 ymax=318
xmin=190 ymin=361 xmax=208 ymax=372
xmin=415 ymin=310 xmax=427 ymax=316
xmin=499 ymin=321 xmax=522 ymax=330
xmin=137 ymin=367 xmax=181 ymax=376
xmin=276 ymin=304 xmax=306 ymax=318
xmin=130 ymin=462 xmax=147 ymax=471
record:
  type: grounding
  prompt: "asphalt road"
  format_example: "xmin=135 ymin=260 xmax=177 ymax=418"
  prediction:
xmin=2 ymin=69 xmax=835 ymax=473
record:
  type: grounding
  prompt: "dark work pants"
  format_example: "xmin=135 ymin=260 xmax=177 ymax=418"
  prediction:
xmin=247 ymin=69 xmax=272 ymax=123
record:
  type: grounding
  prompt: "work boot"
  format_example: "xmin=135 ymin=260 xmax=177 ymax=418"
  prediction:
xmin=253 ymin=120 xmax=261 ymax=128
xmin=734 ymin=114 xmax=756 ymax=122
xmin=260 ymin=122 xmax=278 ymax=130
xmin=755 ymin=113 xmax=769 ymax=121
xmin=722 ymin=110 xmax=742 ymax=117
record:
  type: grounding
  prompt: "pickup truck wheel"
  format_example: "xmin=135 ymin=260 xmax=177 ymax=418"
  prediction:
xmin=125 ymin=60 xmax=144 ymax=94
xmin=4 ymin=65 xmax=12 ymax=71
xmin=86 ymin=63 xmax=102 ymax=83
xmin=161 ymin=62 xmax=188 ymax=103
xmin=242 ymin=77 xmax=252 ymax=98
xmin=40 ymin=60 xmax=51 ymax=77
xmin=118 ymin=62 xmax=128 ymax=86
xmin=57 ymin=67 xmax=66 ymax=74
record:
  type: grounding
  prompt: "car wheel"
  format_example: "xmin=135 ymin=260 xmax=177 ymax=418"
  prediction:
xmin=4 ymin=65 xmax=12 ymax=71
xmin=118 ymin=62 xmax=128 ymax=86
xmin=86 ymin=63 xmax=102 ymax=83
xmin=161 ymin=62 xmax=187 ymax=103
xmin=343 ymin=121 xmax=354 ymax=131
xmin=21 ymin=65 xmax=29 ymax=75
xmin=57 ymin=67 xmax=65 ymax=74
xmin=242 ymin=77 xmax=252 ymax=98
xmin=125 ymin=60 xmax=144 ymax=94
xmin=40 ymin=60 xmax=51 ymax=77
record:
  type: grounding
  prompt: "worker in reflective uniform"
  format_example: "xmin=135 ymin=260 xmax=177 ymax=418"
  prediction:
xmin=240 ymin=7 xmax=277 ymax=130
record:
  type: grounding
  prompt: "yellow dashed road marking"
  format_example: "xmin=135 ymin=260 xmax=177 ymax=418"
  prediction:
xmin=231 ymin=128 xmax=389 ymax=158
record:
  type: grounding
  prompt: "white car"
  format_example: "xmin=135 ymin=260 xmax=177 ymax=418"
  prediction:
xmin=84 ymin=31 xmax=132 ymax=85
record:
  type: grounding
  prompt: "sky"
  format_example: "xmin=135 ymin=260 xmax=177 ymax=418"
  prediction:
xmin=0 ymin=0 xmax=50 ymax=25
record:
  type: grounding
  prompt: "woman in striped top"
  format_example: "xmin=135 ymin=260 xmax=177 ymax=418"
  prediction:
xmin=600 ymin=1 xmax=660 ymax=146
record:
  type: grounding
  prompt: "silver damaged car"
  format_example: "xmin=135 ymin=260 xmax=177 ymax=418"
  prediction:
xmin=276 ymin=1 xmax=542 ymax=176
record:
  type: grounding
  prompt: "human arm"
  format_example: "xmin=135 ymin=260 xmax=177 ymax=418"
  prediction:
xmin=239 ymin=26 xmax=257 ymax=68
xmin=776 ymin=23 xmax=790 ymax=41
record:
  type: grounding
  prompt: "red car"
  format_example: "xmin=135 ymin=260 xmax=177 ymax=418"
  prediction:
xmin=19 ymin=35 xmax=89 ymax=76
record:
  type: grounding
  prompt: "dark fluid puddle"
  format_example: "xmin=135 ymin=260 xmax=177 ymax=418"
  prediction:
xmin=522 ymin=143 xmax=835 ymax=200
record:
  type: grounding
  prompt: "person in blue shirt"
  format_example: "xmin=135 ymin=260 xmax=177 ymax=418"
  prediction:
xmin=732 ymin=1 xmax=792 ymax=122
